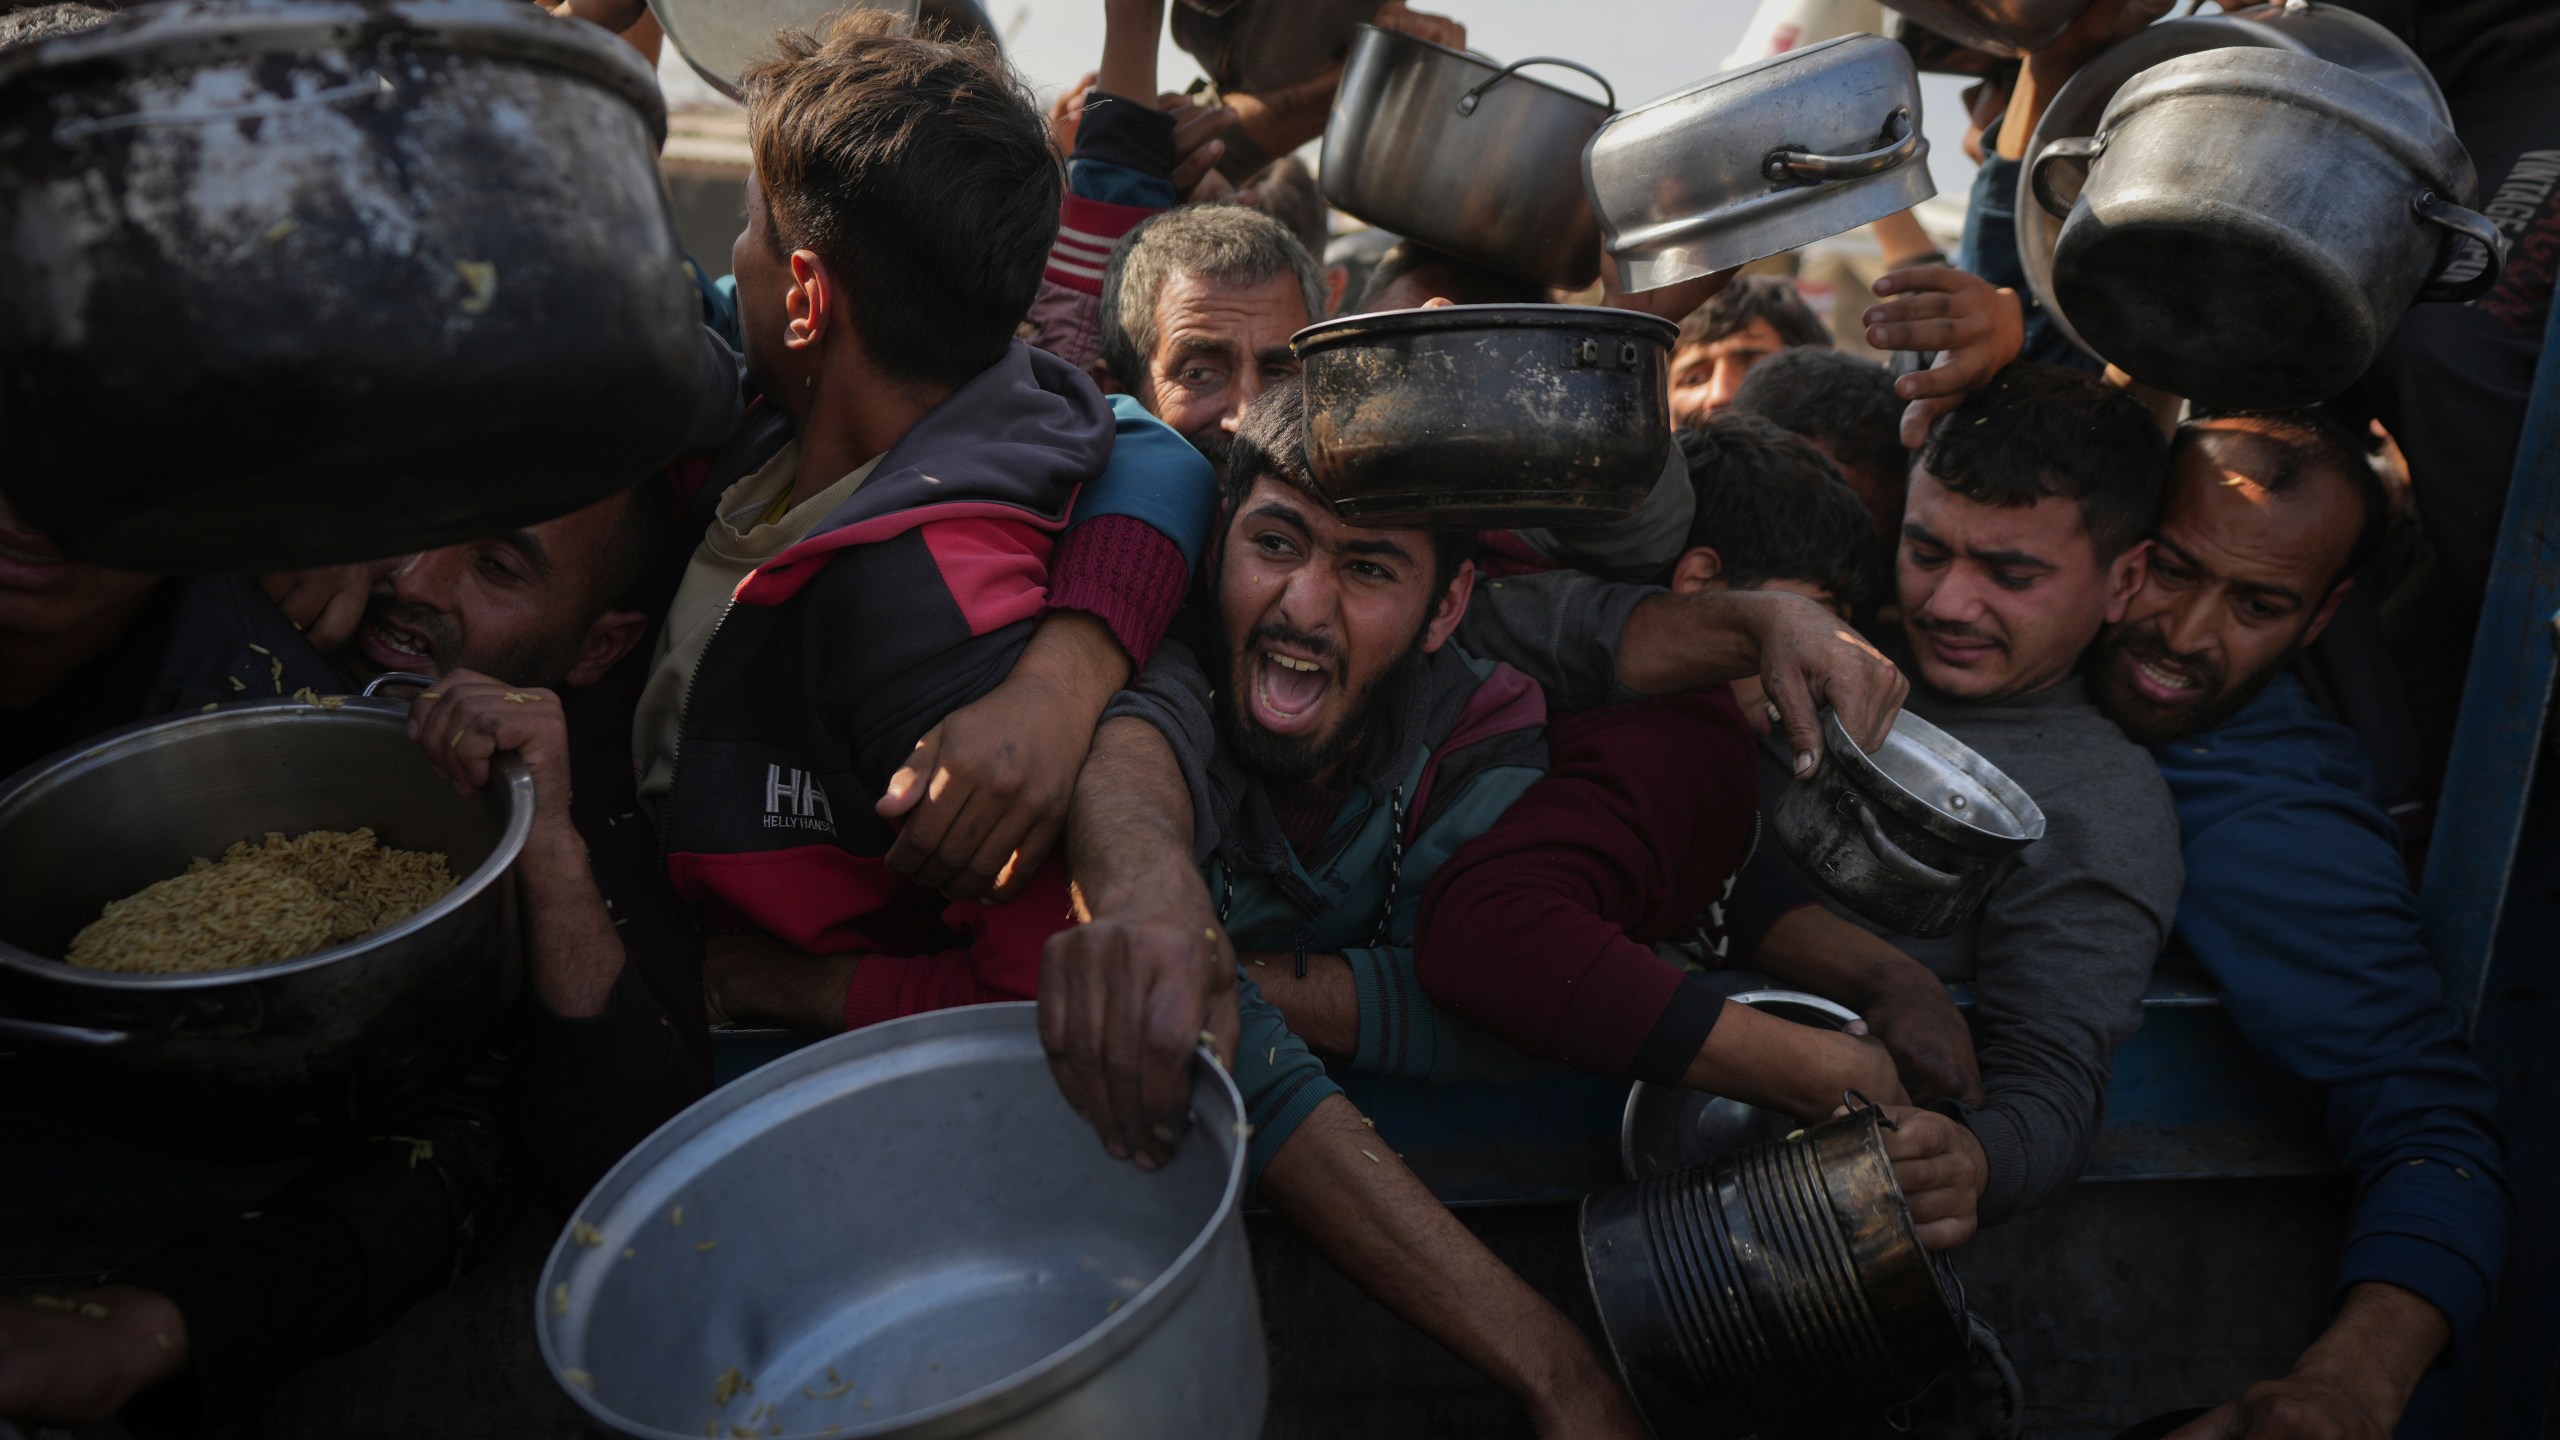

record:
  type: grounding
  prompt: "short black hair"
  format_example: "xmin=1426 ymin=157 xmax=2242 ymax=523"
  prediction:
xmin=1677 ymin=273 xmax=1831 ymax=352
xmin=1729 ymin=347 xmax=1908 ymax=486
xmin=1918 ymin=363 xmax=2165 ymax=559
xmin=1358 ymin=242 xmax=1547 ymax=309
xmin=2174 ymin=409 xmax=2389 ymax=589
xmin=601 ymin=474 xmax=675 ymax=617
xmin=742 ymin=12 xmax=1060 ymax=390
xmin=1672 ymin=414 xmax=1876 ymax=607
xmin=1226 ymin=384 xmax=1476 ymax=589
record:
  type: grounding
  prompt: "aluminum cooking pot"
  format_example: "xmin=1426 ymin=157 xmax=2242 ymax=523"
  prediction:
xmin=2014 ymin=1 xmax=2453 ymax=369
xmin=650 ymin=0 xmax=916 ymax=99
xmin=1877 ymin=0 xmax=2092 ymax=57
xmin=1293 ymin=303 xmax=1676 ymax=528
xmin=1321 ymin=24 xmax=1614 ymax=290
xmin=1585 ymin=33 xmax=1934 ymax=293
xmin=540 ymin=1004 xmax=1264 ymax=1440
xmin=2031 ymin=47 xmax=2503 ymax=409
xmin=1171 ymin=0 xmax=1383 ymax=94
xmin=0 ymin=0 xmax=703 ymax=571
xmin=0 ymin=698 xmax=530 ymax=1157
xmin=1771 ymin=708 xmax=2044 ymax=939
xmin=1619 ymin=990 xmax=1860 ymax=1182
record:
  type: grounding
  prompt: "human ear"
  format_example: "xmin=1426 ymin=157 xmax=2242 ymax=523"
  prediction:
xmin=565 ymin=609 xmax=650 ymax=690
xmin=1668 ymin=546 xmax=1725 ymax=596
xmin=1418 ymin=560 xmax=1477 ymax=654
xmin=2301 ymin=575 xmax=2356 ymax=649
xmin=785 ymin=250 xmax=829 ymax=351
xmin=1322 ymin=264 xmax=1349 ymax=318
xmin=2102 ymin=539 xmax=2151 ymax=625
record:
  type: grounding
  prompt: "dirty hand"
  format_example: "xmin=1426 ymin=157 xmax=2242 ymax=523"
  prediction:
xmin=1748 ymin=590 xmax=1908 ymax=777
xmin=878 ymin=685 xmax=1093 ymax=904
xmin=1867 ymin=1105 xmax=1988 ymax=1251
xmin=2165 ymin=1377 xmax=2391 ymax=1440
xmin=1866 ymin=265 xmax=2025 ymax=447
xmin=1158 ymin=91 xmax=1236 ymax=199
xmin=1046 ymin=69 xmax=1098 ymax=155
xmin=407 ymin=670 xmax=573 ymax=834
xmin=258 ymin=559 xmax=392 ymax=652
xmin=1039 ymin=891 xmax=1240 ymax=1172
xmin=1855 ymin=973 xmax=1983 ymax=1107
xmin=1371 ymin=0 xmax=1466 ymax=51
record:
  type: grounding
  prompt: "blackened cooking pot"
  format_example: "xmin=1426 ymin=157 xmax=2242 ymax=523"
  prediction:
xmin=1292 ymin=303 xmax=1675 ymax=528
xmin=0 ymin=0 xmax=703 ymax=571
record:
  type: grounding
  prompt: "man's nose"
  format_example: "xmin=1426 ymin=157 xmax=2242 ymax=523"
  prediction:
xmin=1917 ymin=565 xmax=1989 ymax=624
xmin=1221 ymin=370 xmax=1266 ymax=433
xmin=386 ymin=547 xmax=464 ymax=611
xmin=2157 ymin=590 xmax=2218 ymax=658
xmin=1704 ymin=359 xmax=1748 ymax=415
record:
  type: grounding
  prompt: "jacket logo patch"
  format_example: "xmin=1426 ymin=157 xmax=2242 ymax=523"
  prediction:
xmin=762 ymin=764 xmax=837 ymax=833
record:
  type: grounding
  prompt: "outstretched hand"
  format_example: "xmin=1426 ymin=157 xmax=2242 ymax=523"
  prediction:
xmin=1751 ymin=591 xmax=1908 ymax=776
xmin=1865 ymin=265 xmax=2025 ymax=448
xmin=1038 ymin=894 xmax=1241 ymax=1172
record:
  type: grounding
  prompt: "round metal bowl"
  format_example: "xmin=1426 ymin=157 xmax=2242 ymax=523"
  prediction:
xmin=1293 ymin=302 xmax=1676 ymax=528
xmin=1619 ymin=990 xmax=1861 ymax=1182
xmin=0 ymin=698 xmax=530 ymax=1156
xmin=1772 ymin=708 xmax=2044 ymax=940
xmin=539 ymin=1004 xmax=1265 ymax=1440
xmin=650 ymin=0 xmax=917 ymax=100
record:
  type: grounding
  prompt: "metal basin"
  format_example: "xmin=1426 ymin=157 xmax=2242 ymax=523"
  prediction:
xmin=1878 ymin=0 xmax=2092 ymax=57
xmin=0 ymin=0 xmax=702 ymax=570
xmin=650 ymin=0 xmax=916 ymax=99
xmin=1619 ymin=990 xmax=1861 ymax=1182
xmin=1320 ymin=24 xmax=1614 ymax=290
xmin=1293 ymin=303 xmax=1676 ymax=528
xmin=1585 ymin=33 xmax=1933 ymax=293
xmin=1771 ymin=708 xmax=2044 ymax=939
xmin=2015 ymin=2 xmax=2453 ymax=369
xmin=0 ymin=698 xmax=530 ymax=1157
xmin=2032 ymin=47 xmax=2500 ymax=408
xmin=540 ymin=1004 xmax=1265 ymax=1440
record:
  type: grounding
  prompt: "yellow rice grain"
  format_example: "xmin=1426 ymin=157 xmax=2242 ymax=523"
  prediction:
xmin=65 ymin=828 xmax=457 ymax=975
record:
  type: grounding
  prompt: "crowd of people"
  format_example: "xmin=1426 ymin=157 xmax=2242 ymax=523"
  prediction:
xmin=2 ymin=0 xmax=2551 ymax=1435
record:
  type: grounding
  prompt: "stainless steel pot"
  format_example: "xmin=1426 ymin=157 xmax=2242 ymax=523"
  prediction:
xmin=2015 ymin=2 xmax=2456 ymax=370
xmin=539 ymin=1004 xmax=1265 ymax=1440
xmin=1619 ymin=990 xmax=1860 ymax=1182
xmin=0 ymin=698 xmax=530 ymax=1157
xmin=2030 ymin=47 xmax=2503 ymax=409
xmin=650 ymin=0 xmax=916 ymax=99
xmin=1771 ymin=708 xmax=2044 ymax=940
xmin=1877 ymin=0 xmax=2093 ymax=57
xmin=1320 ymin=24 xmax=1614 ymax=290
xmin=1293 ymin=303 xmax=1677 ymax=528
xmin=1584 ymin=33 xmax=1934 ymax=293
xmin=0 ymin=0 xmax=703 ymax=571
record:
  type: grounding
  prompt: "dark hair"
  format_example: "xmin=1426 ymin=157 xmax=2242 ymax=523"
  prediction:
xmin=0 ymin=1 xmax=114 ymax=48
xmin=1672 ymin=414 xmax=1876 ymax=607
xmin=1357 ymin=242 xmax=1547 ymax=309
xmin=600 ymin=474 xmax=675 ymax=617
xmin=1729 ymin=347 xmax=1908 ymax=486
xmin=1100 ymin=204 xmax=1323 ymax=392
xmin=2174 ymin=409 xmax=2388 ymax=588
xmin=1677 ymin=273 xmax=1831 ymax=352
xmin=1241 ymin=156 xmax=1328 ymax=257
xmin=1918 ymin=363 xmax=2165 ymax=559
xmin=742 ymin=11 xmax=1060 ymax=390
xmin=1225 ymin=385 xmax=1476 ymax=588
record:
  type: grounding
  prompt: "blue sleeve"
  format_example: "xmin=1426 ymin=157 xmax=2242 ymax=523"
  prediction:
xmin=1068 ymin=91 xmax=1179 ymax=210
xmin=1957 ymin=139 xmax=2101 ymax=373
xmin=1071 ymin=156 xmax=1177 ymax=210
xmin=1232 ymin=978 xmax=1341 ymax=1190
xmin=2176 ymin=790 xmax=2511 ymax=1351
xmin=1069 ymin=395 xmax=1220 ymax=569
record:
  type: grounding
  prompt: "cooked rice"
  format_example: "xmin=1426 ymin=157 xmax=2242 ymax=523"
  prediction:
xmin=66 ymin=828 xmax=458 ymax=974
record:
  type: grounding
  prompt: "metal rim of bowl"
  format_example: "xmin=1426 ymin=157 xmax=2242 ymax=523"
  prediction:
xmin=1344 ymin=21 xmax=1617 ymax=116
xmin=537 ymin=1003 xmax=1252 ymax=1440
xmin=1617 ymin=989 xmax=1861 ymax=1181
xmin=1290 ymin=302 xmax=1678 ymax=357
xmin=1821 ymin=706 xmax=2047 ymax=848
xmin=0 ymin=697 xmax=534 ymax=992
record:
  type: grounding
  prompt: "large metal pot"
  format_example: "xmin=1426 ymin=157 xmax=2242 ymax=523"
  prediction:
xmin=1584 ymin=33 xmax=1933 ymax=293
xmin=1293 ymin=303 xmax=1676 ymax=528
xmin=2014 ymin=1 xmax=2454 ymax=368
xmin=1771 ymin=708 xmax=2043 ymax=939
xmin=1619 ymin=990 xmax=1861 ymax=1182
xmin=2030 ymin=48 xmax=2503 ymax=409
xmin=1170 ymin=0 xmax=1383 ymax=94
xmin=649 ymin=0 xmax=916 ymax=100
xmin=1877 ymin=0 xmax=2092 ymax=57
xmin=1320 ymin=24 xmax=1614 ymax=290
xmin=0 ymin=698 xmax=530 ymax=1157
xmin=0 ymin=0 xmax=703 ymax=572
xmin=539 ymin=1004 xmax=1265 ymax=1440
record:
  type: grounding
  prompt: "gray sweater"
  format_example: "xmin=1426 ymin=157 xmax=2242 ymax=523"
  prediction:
xmin=1459 ymin=572 xmax=2184 ymax=1225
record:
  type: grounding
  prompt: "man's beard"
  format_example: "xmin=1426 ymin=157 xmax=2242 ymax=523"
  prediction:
xmin=1187 ymin=425 xmax=1233 ymax=473
xmin=2092 ymin=619 xmax=2290 ymax=745
xmin=1215 ymin=619 xmax=1416 ymax=787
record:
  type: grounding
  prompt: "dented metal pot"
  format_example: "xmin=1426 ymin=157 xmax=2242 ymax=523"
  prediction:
xmin=0 ymin=0 xmax=702 ymax=570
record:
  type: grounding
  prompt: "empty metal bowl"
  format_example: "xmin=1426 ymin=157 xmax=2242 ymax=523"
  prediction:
xmin=649 ymin=0 xmax=917 ymax=98
xmin=1620 ymin=990 xmax=1861 ymax=1182
xmin=540 ymin=1004 xmax=1265 ymax=1440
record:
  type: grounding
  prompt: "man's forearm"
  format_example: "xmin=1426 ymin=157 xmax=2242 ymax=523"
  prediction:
xmin=1069 ymin=716 xmax=1199 ymax=916
xmin=2296 ymin=1283 xmax=2449 ymax=1428
xmin=1014 ymin=609 xmax=1133 ymax=720
xmin=517 ymin=829 xmax=627 ymax=1019
xmin=1613 ymin=590 xmax=1766 ymax=696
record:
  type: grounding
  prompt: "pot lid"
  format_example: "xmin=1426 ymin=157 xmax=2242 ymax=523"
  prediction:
xmin=1826 ymin=707 xmax=2046 ymax=851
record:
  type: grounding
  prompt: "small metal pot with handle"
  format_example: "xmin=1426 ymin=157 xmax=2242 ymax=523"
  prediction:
xmin=2029 ymin=46 xmax=2504 ymax=409
xmin=1320 ymin=23 xmax=1615 ymax=290
xmin=1771 ymin=709 xmax=2044 ymax=940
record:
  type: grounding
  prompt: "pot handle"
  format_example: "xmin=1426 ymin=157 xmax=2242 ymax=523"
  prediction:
xmin=2029 ymin=134 xmax=2107 ymax=218
xmin=1457 ymin=57 xmax=1616 ymax=116
xmin=2412 ymin=191 xmax=2508 ymax=304
xmin=1764 ymin=106 xmax=1921 ymax=185
xmin=1846 ymin=795 xmax=1964 ymax=890
xmin=0 ymin=1016 xmax=131 ymax=1048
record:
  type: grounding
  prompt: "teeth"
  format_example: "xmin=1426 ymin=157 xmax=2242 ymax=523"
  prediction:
xmin=1266 ymin=652 xmax=1321 ymax=673
xmin=373 ymin=625 xmax=425 ymax=656
xmin=2136 ymin=659 xmax=2195 ymax=692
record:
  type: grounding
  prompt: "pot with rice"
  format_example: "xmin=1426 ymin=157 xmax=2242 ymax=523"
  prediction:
xmin=0 ymin=695 xmax=531 ymax=1156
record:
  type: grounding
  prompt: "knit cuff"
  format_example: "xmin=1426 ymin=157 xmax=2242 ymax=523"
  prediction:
xmin=1627 ymin=972 xmax=1726 ymax=1088
xmin=1348 ymin=945 xmax=1435 ymax=1080
xmin=840 ymin=953 xmax=903 ymax=1033
xmin=1048 ymin=192 xmax=1160 ymax=296
xmin=1048 ymin=515 xmax=1192 ymax=670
